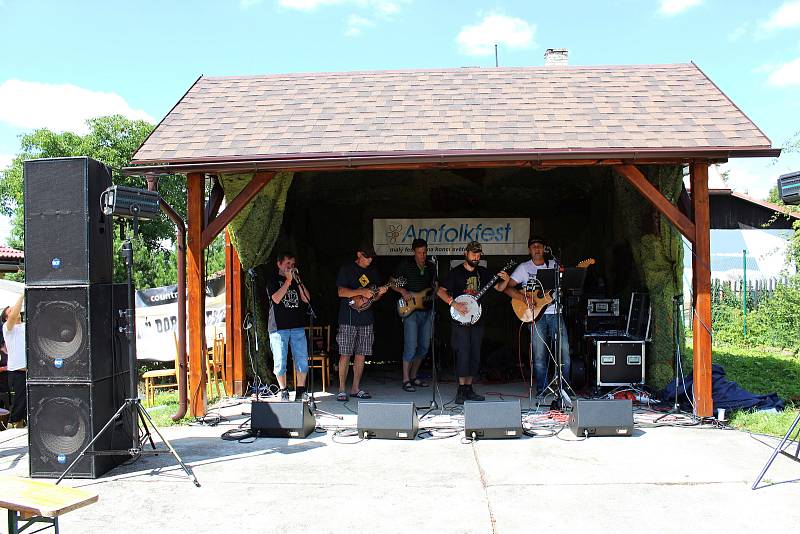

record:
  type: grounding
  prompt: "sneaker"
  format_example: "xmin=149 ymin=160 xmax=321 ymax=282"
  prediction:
xmin=280 ymin=389 xmax=289 ymax=401
xmin=455 ymin=386 xmax=466 ymax=405
xmin=465 ymin=386 xmax=484 ymax=402
xmin=301 ymin=392 xmax=310 ymax=402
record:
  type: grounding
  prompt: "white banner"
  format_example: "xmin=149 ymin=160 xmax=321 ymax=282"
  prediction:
xmin=135 ymin=277 xmax=226 ymax=361
xmin=374 ymin=218 xmax=530 ymax=256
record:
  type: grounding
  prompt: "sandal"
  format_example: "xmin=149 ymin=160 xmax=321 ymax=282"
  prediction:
xmin=402 ymin=380 xmax=416 ymax=392
xmin=337 ymin=391 xmax=348 ymax=402
xmin=350 ymin=390 xmax=372 ymax=399
xmin=411 ymin=378 xmax=429 ymax=388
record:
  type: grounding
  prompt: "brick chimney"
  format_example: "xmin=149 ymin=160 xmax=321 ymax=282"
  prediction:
xmin=544 ymin=48 xmax=568 ymax=66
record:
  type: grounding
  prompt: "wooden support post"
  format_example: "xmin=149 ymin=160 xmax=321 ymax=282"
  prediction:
xmin=187 ymin=172 xmax=207 ymax=416
xmin=224 ymin=230 xmax=246 ymax=396
xmin=202 ymin=172 xmax=275 ymax=249
xmin=691 ymin=162 xmax=713 ymax=417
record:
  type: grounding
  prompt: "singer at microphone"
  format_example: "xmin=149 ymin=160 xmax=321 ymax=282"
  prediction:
xmin=503 ymin=235 xmax=572 ymax=397
xmin=266 ymin=252 xmax=311 ymax=401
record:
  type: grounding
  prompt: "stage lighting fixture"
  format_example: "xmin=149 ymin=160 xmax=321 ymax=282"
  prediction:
xmin=101 ymin=185 xmax=161 ymax=220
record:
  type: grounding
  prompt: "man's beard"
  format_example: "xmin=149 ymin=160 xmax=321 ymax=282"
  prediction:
xmin=466 ymin=258 xmax=480 ymax=268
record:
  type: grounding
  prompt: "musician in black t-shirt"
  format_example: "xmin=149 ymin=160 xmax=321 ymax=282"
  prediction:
xmin=335 ymin=243 xmax=387 ymax=401
xmin=437 ymin=241 xmax=509 ymax=405
xmin=267 ymin=253 xmax=311 ymax=401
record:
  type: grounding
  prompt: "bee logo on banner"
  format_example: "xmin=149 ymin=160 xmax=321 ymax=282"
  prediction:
xmin=373 ymin=218 xmax=530 ymax=256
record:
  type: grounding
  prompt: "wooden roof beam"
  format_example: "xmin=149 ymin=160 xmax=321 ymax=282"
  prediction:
xmin=201 ymin=171 xmax=276 ymax=249
xmin=614 ymin=164 xmax=696 ymax=244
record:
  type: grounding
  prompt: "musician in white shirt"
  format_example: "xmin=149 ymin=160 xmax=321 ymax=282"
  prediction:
xmin=1 ymin=295 xmax=26 ymax=427
xmin=506 ymin=236 xmax=571 ymax=396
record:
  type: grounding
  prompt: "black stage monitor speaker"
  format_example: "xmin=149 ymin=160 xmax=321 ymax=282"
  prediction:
xmin=24 ymin=157 xmax=113 ymax=286
xmin=251 ymin=401 xmax=315 ymax=438
xmin=777 ymin=171 xmax=800 ymax=205
xmin=464 ymin=400 xmax=522 ymax=439
xmin=28 ymin=377 xmax=131 ymax=478
xmin=569 ymin=398 xmax=634 ymax=437
xmin=357 ymin=401 xmax=419 ymax=440
xmin=26 ymin=284 xmax=128 ymax=382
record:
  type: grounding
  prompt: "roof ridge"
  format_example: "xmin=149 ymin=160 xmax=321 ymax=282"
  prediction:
xmin=200 ymin=63 xmax=696 ymax=81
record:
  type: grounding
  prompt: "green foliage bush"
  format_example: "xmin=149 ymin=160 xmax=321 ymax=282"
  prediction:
xmin=712 ymin=274 xmax=800 ymax=352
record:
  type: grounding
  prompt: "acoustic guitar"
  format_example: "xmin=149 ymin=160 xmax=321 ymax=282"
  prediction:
xmin=511 ymin=258 xmax=596 ymax=323
xmin=397 ymin=287 xmax=434 ymax=318
xmin=348 ymin=277 xmax=407 ymax=312
xmin=449 ymin=260 xmax=516 ymax=325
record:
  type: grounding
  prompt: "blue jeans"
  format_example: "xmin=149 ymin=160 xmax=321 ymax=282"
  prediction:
xmin=269 ymin=328 xmax=309 ymax=377
xmin=402 ymin=310 xmax=432 ymax=361
xmin=531 ymin=314 xmax=570 ymax=393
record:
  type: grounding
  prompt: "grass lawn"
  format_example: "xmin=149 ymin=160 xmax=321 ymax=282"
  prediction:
xmin=685 ymin=343 xmax=800 ymax=437
xmin=143 ymin=389 xmax=223 ymax=427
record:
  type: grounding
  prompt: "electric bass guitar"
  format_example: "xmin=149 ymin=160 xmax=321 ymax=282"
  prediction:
xmin=511 ymin=258 xmax=595 ymax=323
xmin=396 ymin=287 xmax=434 ymax=318
xmin=348 ymin=277 xmax=407 ymax=312
xmin=449 ymin=261 xmax=516 ymax=325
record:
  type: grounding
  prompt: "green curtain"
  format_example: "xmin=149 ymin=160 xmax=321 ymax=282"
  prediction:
xmin=614 ymin=165 xmax=685 ymax=388
xmin=218 ymin=171 xmax=294 ymax=268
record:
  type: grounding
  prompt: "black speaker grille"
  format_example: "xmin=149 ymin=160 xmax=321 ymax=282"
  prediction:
xmin=26 ymin=285 xmax=125 ymax=382
xmin=27 ymin=380 xmax=131 ymax=478
xmin=24 ymin=157 xmax=112 ymax=285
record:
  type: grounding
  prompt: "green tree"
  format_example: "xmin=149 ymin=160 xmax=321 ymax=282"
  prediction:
xmin=0 ymin=115 xmax=189 ymax=288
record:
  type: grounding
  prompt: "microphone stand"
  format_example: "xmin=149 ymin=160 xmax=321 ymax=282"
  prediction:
xmin=297 ymin=272 xmax=340 ymax=420
xmin=544 ymin=249 xmax=573 ymax=412
xmin=420 ymin=255 xmax=443 ymax=417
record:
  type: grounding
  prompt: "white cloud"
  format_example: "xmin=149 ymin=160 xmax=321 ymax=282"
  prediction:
xmin=0 ymin=80 xmax=154 ymax=134
xmin=767 ymin=56 xmax=800 ymax=87
xmin=240 ymin=0 xmax=263 ymax=8
xmin=762 ymin=1 xmax=800 ymax=30
xmin=0 ymin=153 xmax=12 ymax=170
xmin=658 ymin=0 xmax=703 ymax=16
xmin=727 ymin=23 xmax=749 ymax=42
xmin=456 ymin=13 xmax=535 ymax=57
xmin=279 ymin=0 xmax=400 ymax=14
xmin=345 ymin=14 xmax=374 ymax=36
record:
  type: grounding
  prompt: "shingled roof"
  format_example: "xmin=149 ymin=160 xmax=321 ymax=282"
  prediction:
xmin=130 ymin=63 xmax=778 ymax=171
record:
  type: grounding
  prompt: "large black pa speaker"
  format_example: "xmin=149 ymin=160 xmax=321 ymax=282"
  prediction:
xmin=26 ymin=284 xmax=128 ymax=382
xmin=27 ymin=377 xmax=131 ymax=478
xmin=464 ymin=400 xmax=522 ymax=439
xmin=23 ymin=157 xmax=113 ymax=286
xmin=357 ymin=401 xmax=418 ymax=440
xmin=569 ymin=398 xmax=634 ymax=437
xmin=251 ymin=401 xmax=315 ymax=438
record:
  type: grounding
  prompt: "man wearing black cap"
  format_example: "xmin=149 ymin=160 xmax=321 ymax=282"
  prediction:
xmin=335 ymin=243 xmax=387 ymax=401
xmin=506 ymin=236 xmax=570 ymax=396
xmin=437 ymin=241 xmax=510 ymax=405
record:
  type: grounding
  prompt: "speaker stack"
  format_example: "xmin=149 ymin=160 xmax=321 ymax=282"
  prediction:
xmin=24 ymin=157 xmax=131 ymax=478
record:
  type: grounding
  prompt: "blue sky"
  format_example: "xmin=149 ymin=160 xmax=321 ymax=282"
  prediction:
xmin=1 ymin=0 xmax=799 ymax=241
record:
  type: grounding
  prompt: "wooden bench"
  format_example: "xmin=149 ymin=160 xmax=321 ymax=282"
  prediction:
xmin=0 ymin=475 xmax=98 ymax=533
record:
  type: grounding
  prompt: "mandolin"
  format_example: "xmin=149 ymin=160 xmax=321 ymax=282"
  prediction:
xmin=449 ymin=260 xmax=516 ymax=325
xmin=349 ymin=277 xmax=407 ymax=312
xmin=511 ymin=258 xmax=595 ymax=322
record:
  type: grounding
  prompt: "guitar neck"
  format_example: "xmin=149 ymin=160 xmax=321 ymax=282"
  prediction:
xmin=474 ymin=273 xmax=501 ymax=301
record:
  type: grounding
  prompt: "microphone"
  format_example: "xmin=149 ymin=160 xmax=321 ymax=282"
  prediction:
xmin=543 ymin=246 xmax=552 ymax=254
xmin=291 ymin=268 xmax=304 ymax=285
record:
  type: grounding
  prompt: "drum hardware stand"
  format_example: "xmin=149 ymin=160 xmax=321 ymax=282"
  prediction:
xmin=56 ymin=216 xmax=199 ymax=487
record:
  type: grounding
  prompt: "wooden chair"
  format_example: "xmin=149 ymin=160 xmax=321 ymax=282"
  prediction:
xmin=141 ymin=333 xmax=181 ymax=406
xmin=295 ymin=326 xmax=331 ymax=392
xmin=207 ymin=334 xmax=227 ymax=398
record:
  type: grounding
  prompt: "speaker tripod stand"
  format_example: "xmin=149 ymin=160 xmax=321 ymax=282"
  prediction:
xmin=56 ymin=229 xmax=199 ymax=487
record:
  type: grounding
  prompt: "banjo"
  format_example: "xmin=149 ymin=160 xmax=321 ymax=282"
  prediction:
xmin=449 ymin=260 xmax=516 ymax=325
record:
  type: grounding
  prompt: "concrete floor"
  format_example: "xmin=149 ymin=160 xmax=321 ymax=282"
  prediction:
xmin=1 ymin=380 xmax=799 ymax=534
